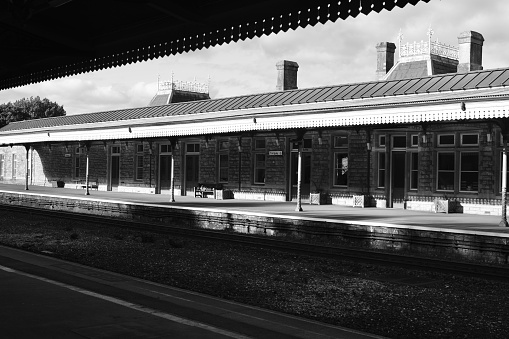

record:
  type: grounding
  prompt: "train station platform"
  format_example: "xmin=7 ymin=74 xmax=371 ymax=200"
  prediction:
xmin=1 ymin=183 xmax=509 ymax=265
xmin=0 ymin=244 xmax=384 ymax=339
xmin=0 ymin=183 xmax=508 ymax=236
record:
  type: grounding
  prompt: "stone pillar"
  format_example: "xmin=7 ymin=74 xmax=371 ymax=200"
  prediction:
xmin=457 ymin=31 xmax=484 ymax=73
xmin=376 ymin=42 xmax=396 ymax=80
xmin=276 ymin=60 xmax=299 ymax=91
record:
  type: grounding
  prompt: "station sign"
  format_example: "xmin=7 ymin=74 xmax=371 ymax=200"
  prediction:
xmin=269 ymin=151 xmax=282 ymax=156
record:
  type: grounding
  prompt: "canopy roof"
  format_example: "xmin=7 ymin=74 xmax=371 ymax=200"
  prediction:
xmin=0 ymin=0 xmax=430 ymax=90
xmin=1 ymin=67 xmax=509 ymax=145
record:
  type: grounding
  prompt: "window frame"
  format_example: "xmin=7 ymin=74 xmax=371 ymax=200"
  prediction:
xmin=437 ymin=134 xmax=455 ymax=147
xmin=436 ymin=151 xmax=455 ymax=192
xmin=333 ymin=152 xmax=348 ymax=187
xmin=459 ymin=151 xmax=479 ymax=193
xmin=135 ymin=143 xmax=144 ymax=181
xmin=460 ymin=133 xmax=479 ymax=147
xmin=253 ymin=152 xmax=266 ymax=184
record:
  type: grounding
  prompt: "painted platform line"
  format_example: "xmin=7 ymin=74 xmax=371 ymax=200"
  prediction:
xmin=0 ymin=264 xmax=251 ymax=339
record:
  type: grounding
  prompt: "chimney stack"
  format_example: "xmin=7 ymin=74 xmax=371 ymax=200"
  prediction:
xmin=376 ymin=42 xmax=396 ymax=80
xmin=457 ymin=31 xmax=484 ymax=73
xmin=276 ymin=60 xmax=299 ymax=91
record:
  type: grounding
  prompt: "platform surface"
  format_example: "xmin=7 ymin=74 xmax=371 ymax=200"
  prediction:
xmin=0 ymin=244 xmax=386 ymax=339
xmin=1 ymin=183 xmax=509 ymax=236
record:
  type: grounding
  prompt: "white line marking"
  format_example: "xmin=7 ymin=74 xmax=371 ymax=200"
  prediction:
xmin=0 ymin=265 xmax=251 ymax=339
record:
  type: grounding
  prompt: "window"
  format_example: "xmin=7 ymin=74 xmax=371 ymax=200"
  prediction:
xmin=437 ymin=152 xmax=455 ymax=191
xmin=410 ymin=152 xmax=418 ymax=190
xmin=218 ymin=140 xmax=229 ymax=183
xmin=254 ymin=153 xmax=266 ymax=184
xmin=393 ymin=136 xmax=406 ymax=148
xmin=219 ymin=154 xmax=229 ymax=183
xmin=334 ymin=152 xmax=348 ymax=186
xmin=378 ymin=153 xmax=385 ymax=188
xmin=0 ymin=154 xmax=3 ymax=178
xmin=135 ymin=144 xmax=144 ymax=180
xmin=11 ymin=154 xmax=17 ymax=179
xmin=438 ymin=134 xmax=455 ymax=146
xmin=253 ymin=139 xmax=266 ymax=184
xmin=186 ymin=143 xmax=200 ymax=153
xmin=461 ymin=134 xmax=479 ymax=146
xmin=334 ymin=136 xmax=348 ymax=148
xmin=160 ymin=144 xmax=170 ymax=153
xmin=379 ymin=135 xmax=386 ymax=147
xmin=333 ymin=134 xmax=348 ymax=187
xmin=254 ymin=139 xmax=266 ymax=150
xmin=218 ymin=140 xmax=229 ymax=151
xmin=111 ymin=146 xmax=121 ymax=154
xmin=460 ymin=152 xmax=478 ymax=192
xmin=411 ymin=135 xmax=419 ymax=147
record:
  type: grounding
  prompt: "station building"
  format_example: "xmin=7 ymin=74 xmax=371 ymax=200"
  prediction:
xmin=1 ymin=30 xmax=509 ymax=215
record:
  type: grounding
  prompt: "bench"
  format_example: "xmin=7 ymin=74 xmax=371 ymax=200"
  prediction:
xmin=79 ymin=179 xmax=99 ymax=190
xmin=194 ymin=183 xmax=223 ymax=198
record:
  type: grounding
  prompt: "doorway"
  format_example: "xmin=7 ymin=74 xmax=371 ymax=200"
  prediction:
xmin=159 ymin=155 xmax=172 ymax=191
xmin=391 ymin=151 xmax=406 ymax=208
xmin=290 ymin=152 xmax=311 ymax=201
xmin=184 ymin=142 xmax=200 ymax=195
xmin=110 ymin=146 xmax=120 ymax=191
xmin=158 ymin=144 xmax=173 ymax=193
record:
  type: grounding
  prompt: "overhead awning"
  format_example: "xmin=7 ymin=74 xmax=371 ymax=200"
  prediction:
xmin=0 ymin=0 xmax=431 ymax=90
xmin=1 ymin=86 xmax=508 ymax=145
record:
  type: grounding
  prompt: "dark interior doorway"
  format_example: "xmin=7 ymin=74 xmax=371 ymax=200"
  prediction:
xmin=392 ymin=151 xmax=406 ymax=208
xmin=110 ymin=155 xmax=120 ymax=191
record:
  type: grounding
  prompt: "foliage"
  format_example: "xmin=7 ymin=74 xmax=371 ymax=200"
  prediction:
xmin=0 ymin=96 xmax=65 ymax=128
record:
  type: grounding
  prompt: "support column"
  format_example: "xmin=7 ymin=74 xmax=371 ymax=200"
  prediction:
xmin=24 ymin=144 xmax=30 ymax=190
xmin=85 ymin=145 xmax=90 ymax=196
xmin=295 ymin=146 xmax=303 ymax=212
xmin=500 ymin=140 xmax=508 ymax=227
xmin=170 ymin=143 xmax=175 ymax=203
xmin=238 ymin=137 xmax=242 ymax=192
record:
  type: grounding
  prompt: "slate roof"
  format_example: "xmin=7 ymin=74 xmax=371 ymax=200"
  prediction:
xmin=148 ymin=94 xmax=170 ymax=106
xmin=3 ymin=67 xmax=509 ymax=134
xmin=386 ymin=60 xmax=429 ymax=80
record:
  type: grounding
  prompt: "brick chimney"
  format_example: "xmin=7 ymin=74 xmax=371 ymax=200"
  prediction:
xmin=457 ymin=31 xmax=484 ymax=73
xmin=376 ymin=42 xmax=396 ymax=80
xmin=276 ymin=60 xmax=299 ymax=91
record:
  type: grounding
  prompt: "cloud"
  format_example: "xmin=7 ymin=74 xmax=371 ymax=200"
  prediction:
xmin=1 ymin=0 xmax=508 ymax=115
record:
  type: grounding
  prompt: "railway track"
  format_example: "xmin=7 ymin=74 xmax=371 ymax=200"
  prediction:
xmin=2 ymin=203 xmax=509 ymax=282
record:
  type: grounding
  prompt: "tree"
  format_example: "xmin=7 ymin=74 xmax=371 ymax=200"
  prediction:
xmin=0 ymin=96 xmax=65 ymax=128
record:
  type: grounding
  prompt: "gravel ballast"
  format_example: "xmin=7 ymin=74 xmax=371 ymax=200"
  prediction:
xmin=1 ymin=209 xmax=509 ymax=339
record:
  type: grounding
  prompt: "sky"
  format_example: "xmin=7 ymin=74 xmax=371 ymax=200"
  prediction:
xmin=0 ymin=0 xmax=508 ymax=115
